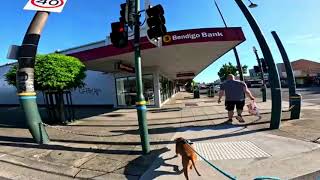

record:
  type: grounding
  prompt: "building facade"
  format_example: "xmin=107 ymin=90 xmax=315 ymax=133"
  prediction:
xmin=277 ymin=59 xmax=320 ymax=86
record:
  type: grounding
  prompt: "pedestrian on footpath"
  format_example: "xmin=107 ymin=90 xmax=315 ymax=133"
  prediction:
xmin=218 ymin=74 xmax=255 ymax=123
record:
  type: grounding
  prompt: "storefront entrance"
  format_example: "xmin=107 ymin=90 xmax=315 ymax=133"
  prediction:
xmin=116 ymin=74 xmax=155 ymax=107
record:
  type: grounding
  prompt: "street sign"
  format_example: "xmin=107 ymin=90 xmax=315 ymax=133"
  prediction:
xmin=115 ymin=62 xmax=135 ymax=73
xmin=7 ymin=45 xmax=20 ymax=60
xmin=24 ymin=0 xmax=67 ymax=13
xmin=176 ymin=72 xmax=195 ymax=78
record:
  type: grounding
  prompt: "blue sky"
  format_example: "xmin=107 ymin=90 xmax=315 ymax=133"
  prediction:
xmin=1 ymin=0 xmax=320 ymax=82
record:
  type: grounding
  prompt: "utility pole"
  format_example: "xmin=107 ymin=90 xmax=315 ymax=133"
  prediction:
xmin=17 ymin=11 xmax=50 ymax=144
xmin=253 ymin=46 xmax=267 ymax=102
xmin=133 ymin=0 xmax=150 ymax=154
xmin=214 ymin=0 xmax=244 ymax=81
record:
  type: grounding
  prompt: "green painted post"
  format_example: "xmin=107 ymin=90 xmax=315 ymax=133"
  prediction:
xmin=17 ymin=11 xmax=50 ymax=144
xmin=271 ymin=31 xmax=301 ymax=119
xmin=234 ymin=0 xmax=282 ymax=129
xmin=133 ymin=0 xmax=150 ymax=154
xmin=253 ymin=46 xmax=267 ymax=102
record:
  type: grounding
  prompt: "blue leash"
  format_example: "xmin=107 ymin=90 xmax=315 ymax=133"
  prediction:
xmin=185 ymin=141 xmax=237 ymax=180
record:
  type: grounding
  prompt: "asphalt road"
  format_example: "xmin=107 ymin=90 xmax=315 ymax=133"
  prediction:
xmin=250 ymin=87 xmax=320 ymax=105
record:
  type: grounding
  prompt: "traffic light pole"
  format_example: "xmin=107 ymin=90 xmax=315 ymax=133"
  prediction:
xmin=234 ymin=0 xmax=282 ymax=129
xmin=17 ymin=11 xmax=50 ymax=144
xmin=271 ymin=31 xmax=301 ymax=119
xmin=253 ymin=47 xmax=267 ymax=102
xmin=133 ymin=0 xmax=150 ymax=154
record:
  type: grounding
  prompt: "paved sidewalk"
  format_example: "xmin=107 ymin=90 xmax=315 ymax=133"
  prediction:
xmin=0 ymin=92 xmax=319 ymax=179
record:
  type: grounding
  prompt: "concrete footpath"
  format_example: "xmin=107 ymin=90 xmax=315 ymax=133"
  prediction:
xmin=0 ymin=92 xmax=320 ymax=179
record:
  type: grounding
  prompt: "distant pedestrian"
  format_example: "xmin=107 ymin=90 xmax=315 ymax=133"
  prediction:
xmin=218 ymin=74 xmax=255 ymax=123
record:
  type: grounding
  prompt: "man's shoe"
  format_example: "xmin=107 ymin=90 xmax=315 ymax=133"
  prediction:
xmin=236 ymin=116 xmax=245 ymax=123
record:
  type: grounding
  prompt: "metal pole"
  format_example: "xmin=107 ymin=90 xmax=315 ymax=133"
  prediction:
xmin=234 ymin=0 xmax=282 ymax=129
xmin=271 ymin=31 xmax=301 ymax=119
xmin=17 ymin=11 xmax=50 ymax=144
xmin=253 ymin=46 xmax=267 ymax=102
xmin=134 ymin=0 xmax=150 ymax=154
xmin=214 ymin=0 xmax=244 ymax=81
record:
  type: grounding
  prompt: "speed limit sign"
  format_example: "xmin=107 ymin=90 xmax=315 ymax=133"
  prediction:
xmin=24 ymin=0 xmax=68 ymax=13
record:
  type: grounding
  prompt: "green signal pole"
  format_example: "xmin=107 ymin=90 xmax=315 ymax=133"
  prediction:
xmin=234 ymin=0 xmax=282 ymax=129
xmin=17 ymin=11 xmax=50 ymax=144
xmin=271 ymin=31 xmax=301 ymax=119
xmin=133 ymin=0 xmax=150 ymax=154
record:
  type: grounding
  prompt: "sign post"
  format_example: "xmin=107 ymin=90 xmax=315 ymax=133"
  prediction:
xmin=17 ymin=0 xmax=67 ymax=144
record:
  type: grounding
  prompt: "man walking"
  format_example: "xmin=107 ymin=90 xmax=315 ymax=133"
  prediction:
xmin=218 ymin=74 xmax=255 ymax=123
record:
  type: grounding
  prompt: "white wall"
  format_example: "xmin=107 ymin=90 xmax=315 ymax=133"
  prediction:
xmin=0 ymin=65 xmax=116 ymax=106
xmin=71 ymin=71 xmax=116 ymax=106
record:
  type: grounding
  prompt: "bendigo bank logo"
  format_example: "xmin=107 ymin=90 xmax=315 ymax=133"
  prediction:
xmin=162 ymin=34 xmax=172 ymax=43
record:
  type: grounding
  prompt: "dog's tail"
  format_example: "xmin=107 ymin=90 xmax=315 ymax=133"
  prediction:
xmin=190 ymin=158 xmax=201 ymax=176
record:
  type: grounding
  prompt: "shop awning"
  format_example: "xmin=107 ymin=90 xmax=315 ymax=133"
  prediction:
xmin=68 ymin=27 xmax=245 ymax=80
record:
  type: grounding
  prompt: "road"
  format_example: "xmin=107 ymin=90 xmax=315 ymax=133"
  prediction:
xmin=250 ymin=87 xmax=320 ymax=105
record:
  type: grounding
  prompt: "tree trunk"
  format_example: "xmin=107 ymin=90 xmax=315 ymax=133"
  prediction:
xmin=56 ymin=92 xmax=66 ymax=124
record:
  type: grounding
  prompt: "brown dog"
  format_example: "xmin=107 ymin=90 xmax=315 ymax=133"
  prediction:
xmin=175 ymin=137 xmax=201 ymax=180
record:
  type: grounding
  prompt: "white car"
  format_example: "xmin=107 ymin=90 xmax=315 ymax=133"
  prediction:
xmin=214 ymin=85 xmax=220 ymax=93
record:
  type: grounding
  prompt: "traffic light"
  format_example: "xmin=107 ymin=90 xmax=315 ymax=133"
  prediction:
xmin=260 ymin=58 xmax=268 ymax=72
xmin=110 ymin=21 xmax=128 ymax=48
xmin=110 ymin=3 xmax=129 ymax=48
xmin=254 ymin=66 xmax=261 ymax=73
xmin=120 ymin=3 xmax=127 ymax=23
xmin=146 ymin=4 xmax=167 ymax=39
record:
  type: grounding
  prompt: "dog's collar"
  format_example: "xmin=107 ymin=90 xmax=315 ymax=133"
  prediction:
xmin=183 ymin=139 xmax=194 ymax=145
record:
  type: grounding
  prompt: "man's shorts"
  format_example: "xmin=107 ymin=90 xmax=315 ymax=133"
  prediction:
xmin=225 ymin=101 xmax=245 ymax=111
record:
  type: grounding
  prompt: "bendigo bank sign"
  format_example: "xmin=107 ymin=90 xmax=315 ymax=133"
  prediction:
xmin=163 ymin=29 xmax=224 ymax=44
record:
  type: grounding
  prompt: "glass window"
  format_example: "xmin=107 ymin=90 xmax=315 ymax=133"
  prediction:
xmin=116 ymin=75 xmax=154 ymax=106
xmin=116 ymin=78 xmax=127 ymax=106
xmin=143 ymin=75 xmax=154 ymax=105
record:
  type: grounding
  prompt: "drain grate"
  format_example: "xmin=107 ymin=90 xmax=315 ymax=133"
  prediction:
xmin=194 ymin=141 xmax=271 ymax=160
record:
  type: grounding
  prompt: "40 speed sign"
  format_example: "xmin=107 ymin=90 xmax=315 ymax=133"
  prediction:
xmin=24 ymin=0 xmax=68 ymax=13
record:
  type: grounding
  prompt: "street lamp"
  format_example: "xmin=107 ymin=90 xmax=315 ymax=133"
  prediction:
xmin=214 ymin=0 xmax=244 ymax=81
xmin=253 ymin=46 xmax=267 ymax=102
xmin=248 ymin=0 xmax=258 ymax=8
xmin=234 ymin=0 xmax=282 ymax=129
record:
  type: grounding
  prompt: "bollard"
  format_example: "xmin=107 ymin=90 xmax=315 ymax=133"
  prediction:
xmin=194 ymin=87 xmax=200 ymax=99
xmin=289 ymin=94 xmax=301 ymax=119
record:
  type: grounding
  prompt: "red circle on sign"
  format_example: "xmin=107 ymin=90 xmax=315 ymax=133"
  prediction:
xmin=31 ymin=0 xmax=64 ymax=8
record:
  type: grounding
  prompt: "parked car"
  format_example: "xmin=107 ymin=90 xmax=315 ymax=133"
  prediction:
xmin=214 ymin=85 xmax=220 ymax=93
xmin=199 ymin=85 xmax=208 ymax=94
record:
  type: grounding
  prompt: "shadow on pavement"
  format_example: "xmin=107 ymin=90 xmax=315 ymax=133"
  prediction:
xmin=0 ymin=106 xmax=115 ymax=129
xmin=124 ymin=147 xmax=182 ymax=179
xmin=0 ymin=140 xmax=142 ymax=155
xmin=0 ymin=159 xmax=80 ymax=179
